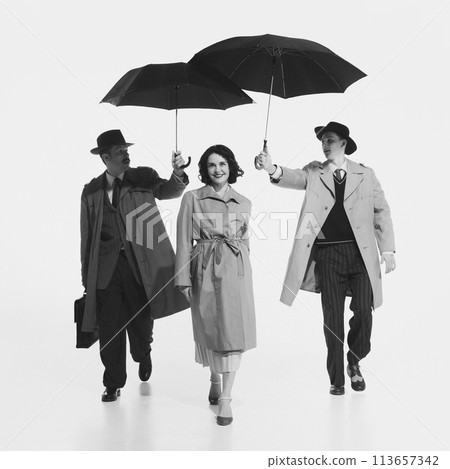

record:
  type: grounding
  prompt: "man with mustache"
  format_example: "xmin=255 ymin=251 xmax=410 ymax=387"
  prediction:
xmin=80 ymin=129 xmax=190 ymax=402
xmin=256 ymin=122 xmax=396 ymax=395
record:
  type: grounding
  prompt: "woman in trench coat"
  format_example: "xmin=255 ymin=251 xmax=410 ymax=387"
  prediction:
xmin=175 ymin=144 xmax=256 ymax=426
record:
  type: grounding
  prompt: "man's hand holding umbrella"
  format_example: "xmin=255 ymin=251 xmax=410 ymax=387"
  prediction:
xmin=256 ymin=147 xmax=277 ymax=175
xmin=172 ymin=150 xmax=189 ymax=177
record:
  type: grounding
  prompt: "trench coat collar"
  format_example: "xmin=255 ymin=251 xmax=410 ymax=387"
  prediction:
xmin=86 ymin=169 xmax=134 ymax=202
xmin=318 ymin=160 xmax=336 ymax=196
xmin=119 ymin=168 xmax=139 ymax=200
xmin=195 ymin=184 xmax=244 ymax=204
xmin=105 ymin=171 xmax=124 ymax=187
xmin=344 ymin=159 xmax=365 ymax=200
xmin=319 ymin=158 xmax=364 ymax=200
xmin=87 ymin=170 xmax=129 ymax=197
xmin=105 ymin=167 xmax=143 ymax=201
xmin=84 ymin=172 xmax=106 ymax=195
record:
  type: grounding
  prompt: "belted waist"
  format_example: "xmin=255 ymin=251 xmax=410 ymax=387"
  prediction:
xmin=197 ymin=237 xmax=245 ymax=277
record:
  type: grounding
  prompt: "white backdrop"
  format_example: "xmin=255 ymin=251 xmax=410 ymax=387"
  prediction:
xmin=1 ymin=0 xmax=449 ymax=457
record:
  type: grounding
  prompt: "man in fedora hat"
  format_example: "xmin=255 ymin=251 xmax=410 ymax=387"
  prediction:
xmin=80 ymin=129 xmax=190 ymax=402
xmin=256 ymin=122 xmax=396 ymax=395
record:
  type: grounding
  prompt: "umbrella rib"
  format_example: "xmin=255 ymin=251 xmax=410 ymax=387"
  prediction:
xmin=118 ymin=66 xmax=148 ymax=101
xmin=229 ymin=48 xmax=262 ymax=79
xmin=208 ymin=88 xmax=226 ymax=110
xmin=296 ymin=51 xmax=346 ymax=92
xmin=280 ymin=56 xmax=287 ymax=98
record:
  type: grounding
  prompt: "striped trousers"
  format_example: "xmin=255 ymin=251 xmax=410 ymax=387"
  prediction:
xmin=315 ymin=242 xmax=373 ymax=387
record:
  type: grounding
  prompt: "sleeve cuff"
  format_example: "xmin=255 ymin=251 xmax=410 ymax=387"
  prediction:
xmin=270 ymin=165 xmax=283 ymax=182
xmin=172 ymin=171 xmax=189 ymax=185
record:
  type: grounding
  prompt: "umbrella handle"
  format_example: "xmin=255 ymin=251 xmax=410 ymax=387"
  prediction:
xmin=179 ymin=156 xmax=191 ymax=169
xmin=254 ymin=139 xmax=267 ymax=170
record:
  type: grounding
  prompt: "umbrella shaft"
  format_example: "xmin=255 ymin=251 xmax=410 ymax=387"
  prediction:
xmin=175 ymin=108 xmax=178 ymax=152
xmin=264 ymin=73 xmax=275 ymax=141
xmin=175 ymin=85 xmax=179 ymax=152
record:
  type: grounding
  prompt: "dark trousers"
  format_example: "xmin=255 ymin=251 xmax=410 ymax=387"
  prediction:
xmin=315 ymin=242 xmax=373 ymax=387
xmin=97 ymin=251 xmax=154 ymax=388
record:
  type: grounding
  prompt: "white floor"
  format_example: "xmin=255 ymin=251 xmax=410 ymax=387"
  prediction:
xmin=1 ymin=277 xmax=448 ymax=454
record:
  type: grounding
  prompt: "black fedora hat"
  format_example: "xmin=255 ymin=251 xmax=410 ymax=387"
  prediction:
xmin=90 ymin=129 xmax=134 ymax=155
xmin=314 ymin=121 xmax=357 ymax=155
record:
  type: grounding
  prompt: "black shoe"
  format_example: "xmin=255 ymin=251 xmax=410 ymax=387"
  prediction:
xmin=217 ymin=397 xmax=233 ymax=426
xmin=217 ymin=416 xmax=233 ymax=426
xmin=102 ymin=387 xmax=121 ymax=402
xmin=347 ymin=364 xmax=366 ymax=391
xmin=329 ymin=385 xmax=345 ymax=395
xmin=139 ymin=353 xmax=152 ymax=381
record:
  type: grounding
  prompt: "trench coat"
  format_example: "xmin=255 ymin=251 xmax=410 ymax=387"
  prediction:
xmin=80 ymin=167 xmax=190 ymax=332
xmin=272 ymin=158 xmax=395 ymax=309
xmin=174 ymin=185 xmax=257 ymax=353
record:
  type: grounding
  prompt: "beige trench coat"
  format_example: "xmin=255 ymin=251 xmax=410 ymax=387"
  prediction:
xmin=175 ymin=185 xmax=257 ymax=352
xmin=272 ymin=159 xmax=395 ymax=309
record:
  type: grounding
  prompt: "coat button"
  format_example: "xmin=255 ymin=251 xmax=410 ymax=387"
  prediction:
xmin=307 ymin=243 xmax=310 ymax=248
xmin=324 ymin=206 xmax=328 ymax=210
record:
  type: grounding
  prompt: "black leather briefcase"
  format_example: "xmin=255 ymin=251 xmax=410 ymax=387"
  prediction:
xmin=74 ymin=295 xmax=99 ymax=349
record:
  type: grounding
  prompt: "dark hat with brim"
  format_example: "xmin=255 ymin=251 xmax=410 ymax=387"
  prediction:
xmin=90 ymin=129 xmax=134 ymax=155
xmin=314 ymin=121 xmax=357 ymax=155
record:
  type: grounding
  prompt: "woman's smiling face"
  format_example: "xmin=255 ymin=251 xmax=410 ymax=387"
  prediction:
xmin=207 ymin=153 xmax=230 ymax=190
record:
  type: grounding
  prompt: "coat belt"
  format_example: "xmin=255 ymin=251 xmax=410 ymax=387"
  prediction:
xmin=197 ymin=237 xmax=245 ymax=278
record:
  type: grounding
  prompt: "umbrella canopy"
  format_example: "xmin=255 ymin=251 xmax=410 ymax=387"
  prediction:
xmin=190 ymin=33 xmax=366 ymax=168
xmin=101 ymin=61 xmax=254 ymax=110
xmin=190 ymin=34 xmax=366 ymax=99
xmin=101 ymin=61 xmax=254 ymax=156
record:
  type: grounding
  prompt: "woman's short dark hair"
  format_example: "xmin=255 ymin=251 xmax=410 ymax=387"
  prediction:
xmin=198 ymin=144 xmax=244 ymax=185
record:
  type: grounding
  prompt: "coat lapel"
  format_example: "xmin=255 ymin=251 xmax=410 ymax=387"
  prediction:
xmin=120 ymin=169 xmax=135 ymax=200
xmin=319 ymin=162 xmax=335 ymax=197
xmin=224 ymin=186 xmax=243 ymax=204
xmin=85 ymin=172 xmax=106 ymax=211
xmin=344 ymin=159 xmax=364 ymax=201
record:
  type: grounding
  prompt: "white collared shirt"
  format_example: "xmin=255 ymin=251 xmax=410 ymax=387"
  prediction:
xmin=269 ymin=164 xmax=283 ymax=180
xmin=328 ymin=158 xmax=348 ymax=177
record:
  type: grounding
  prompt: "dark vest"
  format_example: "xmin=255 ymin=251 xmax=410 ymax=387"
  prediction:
xmin=315 ymin=172 xmax=355 ymax=245
xmin=96 ymin=188 xmax=142 ymax=289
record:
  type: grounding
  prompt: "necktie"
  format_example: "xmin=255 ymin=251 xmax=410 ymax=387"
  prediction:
xmin=334 ymin=169 xmax=345 ymax=182
xmin=112 ymin=178 xmax=121 ymax=208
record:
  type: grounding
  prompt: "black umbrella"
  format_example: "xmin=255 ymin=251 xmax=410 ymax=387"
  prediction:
xmin=190 ymin=34 xmax=366 ymax=167
xmin=101 ymin=62 xmax=254 ymax=168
